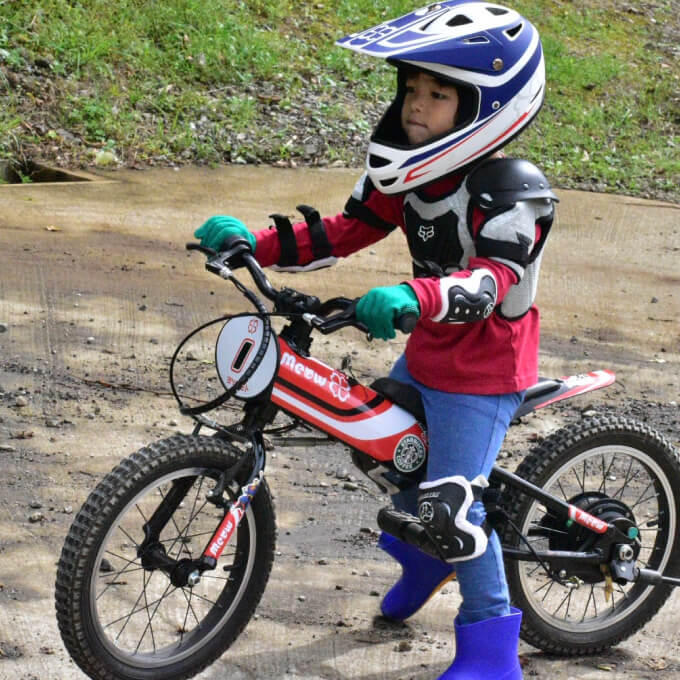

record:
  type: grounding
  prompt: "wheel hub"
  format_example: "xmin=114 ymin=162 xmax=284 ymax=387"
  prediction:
xmin=170 ymin=559 xmax=202 ymax=588
xmin=541 ymin=492 xmax=640 ymax=583
xmin=138 ymin=542 xmax=201 ymax=587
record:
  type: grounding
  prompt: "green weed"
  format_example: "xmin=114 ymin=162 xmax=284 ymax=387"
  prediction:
xmin=0 ymin=0 xmax=677 ymax=200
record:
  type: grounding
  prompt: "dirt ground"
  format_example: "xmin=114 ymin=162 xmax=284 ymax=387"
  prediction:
xmin=0 ymin=165 xmax=679 ymax=680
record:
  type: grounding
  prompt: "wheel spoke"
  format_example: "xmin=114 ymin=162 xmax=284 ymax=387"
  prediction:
xmin=134 ymin=502 xmax=150 ymax=525
xmin=603 ymin=453 xmax=618 ymax=485
xmin=614 ymin=456 xmax=636 ymax=498
xmin=160 ymin=529 xmax=220 ymax=543
xmin=154 ymin=483 xmax=185 ymax=559
xmin=556 ymin=478 xmax=569 ymax=501
xmin=134 ymin=576 xmax=175 ymax=654
xmin=552 ymin=589 xmax=572 ymax=618
xmin=102 ymin=583 xmax=176 ymax=634
xmin=571 ymin=466 xmax=585 ymax=494
xmin=96 ymin=552 xmax=144 ymax=600
xmin=631 ymin=486 xmax=658 ymax=511
xmin=116 ymin=522 xmax=143 ymax=551
xmin=178 ymin=588 xmax=199 ymax=640
xmin=136 ymin=572 xmax=158 ymax=654
xmin=599 ymin=454 xmax=607 ymax=494
xmin=186 ymin=589 xmax=223 ymax=609
xmin=581 ymin=585 xmax=595 ymax=621
xmin=538 ymin=578 xmax=555 ymax=601
xmin=161 ymin=476 xmax=207 ymax=556
xmin=110 ymin=572 xmax=161 ymax=641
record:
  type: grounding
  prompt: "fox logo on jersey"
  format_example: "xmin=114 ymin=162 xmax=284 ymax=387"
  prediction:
xmin=418 ymin=224 xmax=435 ymax=241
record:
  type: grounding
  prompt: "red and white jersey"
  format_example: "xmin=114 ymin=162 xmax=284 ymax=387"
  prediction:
xmin=254 ymin=169 xmax=554 ymax=395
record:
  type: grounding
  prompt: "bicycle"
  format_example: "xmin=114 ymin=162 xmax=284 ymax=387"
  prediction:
xmin=55 ymin=237 xmax=680 ymax=680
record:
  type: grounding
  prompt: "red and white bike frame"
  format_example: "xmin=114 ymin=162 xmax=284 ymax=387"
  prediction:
xmin=271 ymin=337 xmax=427 ymax=463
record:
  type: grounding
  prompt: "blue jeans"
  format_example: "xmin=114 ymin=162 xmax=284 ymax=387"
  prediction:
xmin=388 ymin=354 xmax=523 ymax=625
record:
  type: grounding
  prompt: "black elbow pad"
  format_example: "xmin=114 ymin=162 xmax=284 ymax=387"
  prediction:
xmin=431 ymin=268 xmax=497 ymax=324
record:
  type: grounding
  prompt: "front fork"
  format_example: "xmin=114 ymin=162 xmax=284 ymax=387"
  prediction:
xmin=200 ymin=471 xmax=263 ymax=568
xmin=137 ymin=430 xmax=266 ymax=587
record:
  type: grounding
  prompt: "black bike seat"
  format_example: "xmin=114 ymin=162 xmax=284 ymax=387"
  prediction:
xmin=370 ymin=377 xmax=426 ymax=424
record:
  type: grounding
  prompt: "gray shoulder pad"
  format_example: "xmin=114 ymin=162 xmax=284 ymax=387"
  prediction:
xmin=466 ymin=158 xmax=558 ymax=210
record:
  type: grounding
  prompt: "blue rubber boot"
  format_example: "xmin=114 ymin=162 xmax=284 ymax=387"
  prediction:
xmin=377 ymin=532 xmax=456 ymax=620
xmin=438 ymin=607 xmax=523 ymax=679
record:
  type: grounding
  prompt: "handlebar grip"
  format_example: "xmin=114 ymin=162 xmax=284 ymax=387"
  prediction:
xmin=396 ymin=312 xmax=418 ymax=334
xmin=220 ymin=234 xmax=254 ymax=252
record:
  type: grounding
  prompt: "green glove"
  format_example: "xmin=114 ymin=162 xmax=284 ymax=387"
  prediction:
xmin=356 ymin=284 xmax=420 ymax=340
xmin=194 ymin=215 xmax=256 ymax=252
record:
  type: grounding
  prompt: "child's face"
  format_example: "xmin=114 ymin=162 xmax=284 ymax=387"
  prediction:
xmin=400 ymin=71 xmax=460 ymax=145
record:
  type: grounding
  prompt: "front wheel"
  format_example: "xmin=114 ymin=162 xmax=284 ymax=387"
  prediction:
xmin=503 ymin=416 xmax=680 ymax=655
xmin=55 ymin=434 xmax=276 ymax=680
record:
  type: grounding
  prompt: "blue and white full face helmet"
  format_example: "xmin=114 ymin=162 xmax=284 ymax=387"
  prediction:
xmin=337 ymin=1 xmax=546 ymax=193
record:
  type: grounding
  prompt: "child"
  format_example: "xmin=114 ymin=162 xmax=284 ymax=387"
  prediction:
xmin=195 ymin=3 xmax=557 ymax=678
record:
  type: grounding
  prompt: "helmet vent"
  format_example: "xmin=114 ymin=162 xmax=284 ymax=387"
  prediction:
xmin=446 ymin=14 xmax=473 ymax=27
xmin=369 ymin=154 xmax=391 ymax=168
xmin=465 ymin=35 xmax=490 ymax=44
xmin=380 ymin=177 xmax=398 ymax=188
xmin=504 ymin=22 xmax=523 ymax=39
xmin=486 ymin=6 xmax=509 ymax=15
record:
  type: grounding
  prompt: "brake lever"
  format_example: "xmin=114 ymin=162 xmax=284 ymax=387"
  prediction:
xmin=313 ymin=301 xmax=414 ymax=338
xmin=323 ymin=299 xmax=417 ymax=336
xmin=312 ymin=298 xmax=370 ymax=336
xmin=187 ymin=240 xmax=254 ymax=278
xmin=186 ymin=242 xmax=217 ymax=257
xmin=186 ymin=243 xmax=232 ymax=279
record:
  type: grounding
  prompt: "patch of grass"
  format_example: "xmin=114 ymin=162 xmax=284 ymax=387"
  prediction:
xmin=0 ymin=0 xmax=677 ymax=200
xmin=508 ymin=0 xmax=679 ymax=197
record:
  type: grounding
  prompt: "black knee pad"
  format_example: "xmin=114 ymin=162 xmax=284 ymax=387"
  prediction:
xmin=417 ymin=475 xmax=489 ymax=563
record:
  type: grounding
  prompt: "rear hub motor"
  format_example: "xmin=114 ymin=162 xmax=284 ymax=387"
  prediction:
xmin=541 ymin=492 xmax=640 ymax=583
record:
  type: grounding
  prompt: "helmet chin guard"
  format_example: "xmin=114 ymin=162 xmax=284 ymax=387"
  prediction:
xmin=337 ymin=1 xmax=546 ymax=193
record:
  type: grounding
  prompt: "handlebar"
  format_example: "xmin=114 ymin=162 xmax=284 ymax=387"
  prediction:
xmin=187 ymin=240 xmax=278 ymax=301
xmin=186 ymin=240 xmax=418 ymax=337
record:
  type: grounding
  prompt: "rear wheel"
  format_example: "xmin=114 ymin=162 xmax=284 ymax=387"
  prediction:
xmin=55 ymin=434 xmax=276 ymax=680
xmin=503 ymin=416 xmax=680 ymax=654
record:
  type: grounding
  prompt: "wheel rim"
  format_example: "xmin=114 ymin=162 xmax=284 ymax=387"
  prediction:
xmin=517 ymin=443 xmax=676 ymax=633
xmin=88 ymin=467 xmax=257 ymax=668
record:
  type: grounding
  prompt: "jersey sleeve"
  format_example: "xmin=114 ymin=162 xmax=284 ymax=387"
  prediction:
xmin=253 ymin=172 xmax=401 ymax=270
